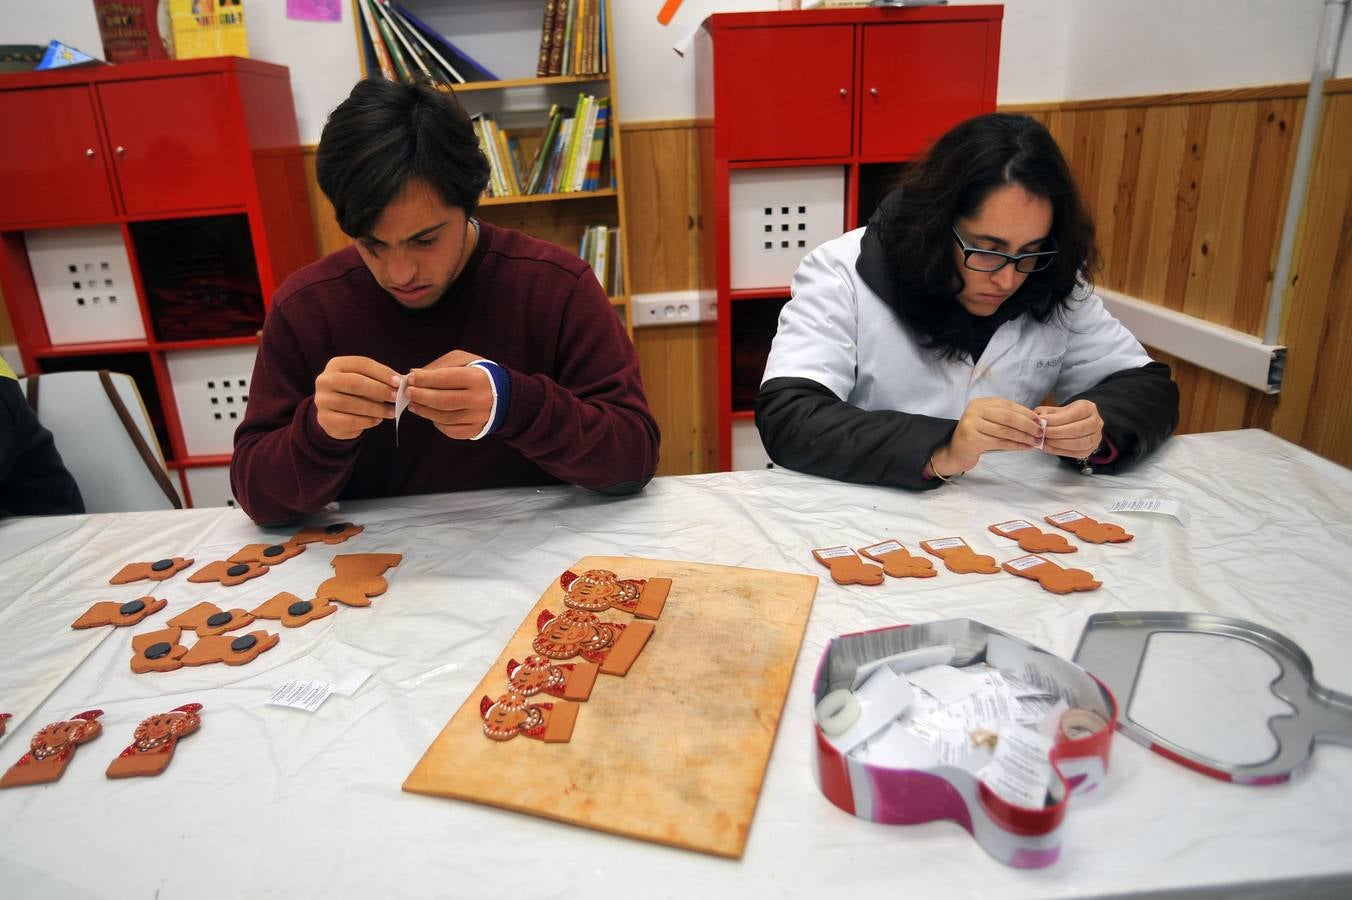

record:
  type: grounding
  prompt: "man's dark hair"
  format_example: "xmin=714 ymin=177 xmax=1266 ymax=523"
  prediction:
xmin=874 ymin=112 xmax=1100 ymax=360
xmin=316 ymin=78 xmax=491 ymax=237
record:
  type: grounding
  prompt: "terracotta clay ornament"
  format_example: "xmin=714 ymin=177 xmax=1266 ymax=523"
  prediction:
xmin=856 ymin=539 xmax=937 ymax=578
xmin=131 ymin=627 xmax=190 ymax=674
xmin=168 ymin=601 xmax=256 ymax=637
xmin=110 ymin=556 xmax=194 ymax=585
xmin=533 ymin=608 xmax=655 ymax=676
xmin=1044 ymin=509 xmax=1134 ymax=544
xmin=1002 ymin=554 xmax=1102 ymax=594
xmin=71 ymin=596 xmax=167 ymax=629
xmin=0 ymin=710 xmax=104 ymax=788
xmin=811 ymin=546 xmax=885 ymax=586
xmin=229 ymin=542 xmax=305 ymax=566
xmin=106 ymin=703 xmax=203 ymax=779
xmin=988 ymin=519 xmax=1077 ymax=554
xmin=314 ymin=553 xmax=403 ymax=607
xmin=919 ymin=537 xmax=1000 ymax=575
xmin=506 ymin=655 xmax=599 ymax=701
xmin=480 ymin=692 xmax=579 ymax=743
xmin=188 ymin=560 xmax=268 ymax=587
xmin=290 ymin=522 xmax=364 ymax=546
xmin=250 ymin=591 xmax=337 ymax=628
xmin=181 ymin=631 xmax=280 ymax=667
xmin=559 ymin=568 xmax=670 ymax=619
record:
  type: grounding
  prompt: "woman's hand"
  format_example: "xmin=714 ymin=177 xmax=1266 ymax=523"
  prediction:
xmin=1034 ymin=399 xmax=1104 ymax=459
xmin=930 ymin=397 xmax=1044 ymax=476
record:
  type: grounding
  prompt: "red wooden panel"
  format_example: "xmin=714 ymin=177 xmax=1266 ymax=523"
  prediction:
xmin=720 ymin=25 xmax=854 ymax=162
xmin=859 ymin=22 xmax=992 ymax=159
xmin=0 ymin=86 xmax=116 ymax=228
xmin=98 ymin=74 xmax=247 ymax=215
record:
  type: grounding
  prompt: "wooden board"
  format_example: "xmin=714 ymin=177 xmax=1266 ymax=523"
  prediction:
xmin=402 ymin=555 xmax=817 ymax=858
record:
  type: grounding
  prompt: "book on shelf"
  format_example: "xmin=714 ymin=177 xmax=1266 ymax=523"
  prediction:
xmin=93 ymin=0 xmax=171 ymax=63
xmin=371 ymin=1 xmax=415 ymax=83
xmin=357 ymin=1 xmax=499 ymax=86
xmin=356 ymin=0 xmax=396 ymax=80
xmin=391 ymin=4 xmax=498 ymax=81
xmin=537 ymin=0 xmax=557 ymax=77
xmin=578 ymin=223 xmax=621 ymax=296
xmin=582 ymin=97 xmax=609 ymax=192
xmin=169 ymin=0 xmax=250 ymax=60
xmin=548 ymin=0 xmax=569 ymax=76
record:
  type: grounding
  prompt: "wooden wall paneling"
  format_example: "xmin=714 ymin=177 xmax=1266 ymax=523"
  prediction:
xmin=1272 ymin=92 xmax=1352 ymax=466
xmin=1236 ymin=98 xmax=1301 ymax=332
xmin=1162 ymin=104 xmax=1210 ymax=312
xmin=1124 ymin=104 xmax=1187 ymax=301
xmin=635 ymin=322 xmax=718 ymax=475
xmin=302 ymin=147 xmax=350 ymax=258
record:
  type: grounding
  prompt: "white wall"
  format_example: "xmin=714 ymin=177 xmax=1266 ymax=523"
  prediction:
xmin=2 ymin=0 xmax=1348 ymax=140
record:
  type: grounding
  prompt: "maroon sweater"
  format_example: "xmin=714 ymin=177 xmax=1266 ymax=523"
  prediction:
xmin=230 ymin=221 xmax=659 ymax=524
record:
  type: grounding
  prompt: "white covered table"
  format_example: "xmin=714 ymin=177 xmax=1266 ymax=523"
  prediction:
xmin=1 ymin=429 xmax=1349 ymax=898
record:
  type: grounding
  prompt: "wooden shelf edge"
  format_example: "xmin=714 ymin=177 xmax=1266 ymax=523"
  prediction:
xmin=452 ymin=73 xmax=611 ymax=93
xmin=479 ymin=188 xmax=618 ymax=207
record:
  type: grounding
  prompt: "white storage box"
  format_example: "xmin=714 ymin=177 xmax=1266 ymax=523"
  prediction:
xmin=24 ymin=226 xmax=145 ymax=345
xmin=183 ymin=464 xmax=239 ymax=510
xmin=165 ymin=345 xmax=257 ymax=456
xmin=729 ymin=167 xmax=844 ymax=290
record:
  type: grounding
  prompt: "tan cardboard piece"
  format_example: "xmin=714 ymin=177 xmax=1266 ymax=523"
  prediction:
xmin=920 ymin=538 xmax=1000 ymax=575
xmin=1044 ymin=509 xmax=1134 ymax=544
xmin=857 ymin=540 xmax=937 ymax=578
xmin=188 ymin=560 xmax=268 ymax=587
xmin=314 ymin=553 xmax=403 ymax=607
xmin=181 ymin=631 xmax=280 ymax=667
xmin=811 ymin=546 xmax=885 ymax=585
xmin=1002 ymin=554 xmax=1103 ymax=594
xmin=290 ymin=522 xmax=364 ymax=546
xmin=507 ymin=656 xmax=600 ymax=701
xmin=105 ymin=703 xmax=203 ymax=779
xmin=71 ymin=596 xmax=167 ymax=629
xmin=251 ymin=591 xmax=337 ymax=628
xmin=168 ymin=601 xmax=256 ymax=637
xmin=480 ymin=693 xmax=579 ymax=743
xmin=110 ymin=557 xmax=193 ymax=585
xmin=988 ymin=519 xmax=1077 ymax=554
xmin=131 ymin=627 xmax=190 ymax=674
xmin=0 ymin=710 xmax=103 ymax=788
xmin=229 ymin=542 xmax=305 ymax=566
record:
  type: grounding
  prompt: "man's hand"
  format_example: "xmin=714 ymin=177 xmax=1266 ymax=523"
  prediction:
xmin=314 ymin=356 xmax=401 ymax=440
xmin=1034 ymin=399 xmax=1104 ymax=459
xmin=930 ymin=397 xmax=1044 ymax=476
xmin=405 ymin=350 xmax=495 ymax=440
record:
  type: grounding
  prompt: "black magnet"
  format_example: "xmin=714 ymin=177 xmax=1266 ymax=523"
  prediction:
xmin=225 ymin=564 xmax=251 ymax=577
xmin=287 ymin=600 xmax=313 ymax=617
xmin=150 ymin=559 xmax=174 ymax=572
xmin=119 ymin=599 xmax=146 ymax=615
xmin=324 ymin=523 xmax=349 ymax=535
xmin=230 ymin=635 xmax=258 ymax=652
xmin=144 ymin=641 xmax=172 ymax=659
xmin=262 ymin=544 xmax=286 ymax=557
xmin=206 ymin=612 xmax=233 ymax=627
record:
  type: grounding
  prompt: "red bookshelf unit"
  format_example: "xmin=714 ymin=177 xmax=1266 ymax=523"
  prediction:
xmin=0 ymin=56 xmax=317 ymax=508
xmin=697 ymin=5 xmax=1003 ymax=470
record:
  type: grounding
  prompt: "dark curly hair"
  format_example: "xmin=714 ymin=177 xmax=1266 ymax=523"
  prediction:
xmin=875 ymin=113 xmax=1100 ymax=360
xmin=316 ymin=79 xmax=491 ymax=238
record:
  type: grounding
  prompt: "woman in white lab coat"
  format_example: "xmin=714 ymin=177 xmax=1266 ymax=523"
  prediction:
xmin=756 ymin=113 xmax=1178 ymax=489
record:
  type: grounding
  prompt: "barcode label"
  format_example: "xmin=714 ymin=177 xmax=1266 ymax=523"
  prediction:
xmin=926 ymin=537 xmax=967 ymax=551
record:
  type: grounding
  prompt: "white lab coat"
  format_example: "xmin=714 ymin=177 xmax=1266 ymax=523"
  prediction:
xmin=761 ymin=228 xmax=1154 ymax=417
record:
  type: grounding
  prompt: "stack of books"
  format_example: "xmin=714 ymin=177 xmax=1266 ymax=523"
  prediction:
xmin=356 ymin=0 xmax=498 ymax=85
xmin=536 ymin=0 xmax=609 ymax=78
xmin=475 ymin=93 xmax=612 ymax=198
xmin=580 ymin=224 xmax=622 ymax=297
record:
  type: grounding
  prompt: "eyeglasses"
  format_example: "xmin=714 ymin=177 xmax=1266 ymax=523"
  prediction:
xmin=952 ymin=228 xmax=1058 ymax=273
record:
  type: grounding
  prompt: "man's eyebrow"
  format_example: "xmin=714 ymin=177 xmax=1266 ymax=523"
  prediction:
xmin=360 ymin=221 xmax=449 ymax=245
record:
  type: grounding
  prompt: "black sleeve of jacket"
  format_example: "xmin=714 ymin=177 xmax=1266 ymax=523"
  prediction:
xmin=1060 ymin=361 xmax=1180 ymax=474
xmin=755 ymin=377 xmax=958 ymax=490
xmin=0 ymin=379 xmax=85 ymax=517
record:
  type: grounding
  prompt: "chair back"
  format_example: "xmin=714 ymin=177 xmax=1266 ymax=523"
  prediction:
xmin=20 ymin=370 xmax=182 ymax=513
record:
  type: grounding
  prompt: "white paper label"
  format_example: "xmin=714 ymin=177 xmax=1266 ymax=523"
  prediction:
xmin=993 ymin=520 xmax=1035 ymax=533
xmin=1108 ymin=497 xmax=1191 ymax=526
xmin=1036 ymin=417 xmax=1047 ymax=450
xmin=1047 ymin=510 xmax=1086 ymax=524
xmin=925 ymin=537 xmax=967 ymax=551
xmin=1005 ymin=555 xmax=1046 ymax=572
xmin=908 ymin=665 xmax=986 ymax=707
xmin=861 ymin=540 xmax=904 ymax=556
xmin=815 ymin=546 xmax=856 ymax=559
xmin=268 ymin=679 xmax=333 ymax=712
xmin=979 ymin=724 xmax=1054 ymax=808
xmin=394 ymin=374 xmax=410 ymax=445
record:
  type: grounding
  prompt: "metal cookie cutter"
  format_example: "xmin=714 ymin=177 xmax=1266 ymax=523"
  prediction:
xmin=1073 ymin=612 xmax=1352 ymax=784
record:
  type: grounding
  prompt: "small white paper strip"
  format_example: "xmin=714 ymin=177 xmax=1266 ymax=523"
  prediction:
xmin=1047 ymin=510 xmax=1086 ymax=524
xmin=860 ymin=539 xmax=905 ymax=556
xmin=979 ymin=724 xmax=1055 ymax=808
xmin=925 ymin=537 xmax=967 ymax=551
xmin=1005 ymin=555 xmax=1045 ymax=572
xmin=268 ymin=679 xmax=333 ymax=712
xmin=994 ymin=520 xmax=1036 ymax=533
xmin=908 ymin=665 xmax=987 ymax=707
xmin=815 ymin=546 xmax=856 ymax=559
xmin=331 ymin=668 xmax=373 ymax=697
xmin=825 ymin=665 xmax=916 ymax=754
xmin=394 ymin=370 xmax=408 ymax=443
xmin=1107 ymin=497 xmax=1190 ymax=526
xmin=1036 ymin=417 xmax=1047 ymax=450
xmin=851 ymin=644 xmax=956 ymax=690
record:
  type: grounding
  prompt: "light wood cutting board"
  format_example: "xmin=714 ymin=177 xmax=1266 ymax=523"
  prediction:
xmin=403 ymin=555 xmax=818 ymax=858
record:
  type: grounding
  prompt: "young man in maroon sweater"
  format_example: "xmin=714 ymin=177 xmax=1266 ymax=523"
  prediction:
xmin=231 ymin=79 xmax=660 ymax=524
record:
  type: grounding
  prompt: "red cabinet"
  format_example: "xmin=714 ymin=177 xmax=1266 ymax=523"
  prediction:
xmin=0 ymin=86 xmax=117 ymax=227
xmin=699 ymin=6 xmax=1002 ymax=470
xmin=0 ymin=58 xmax=318 ymax=508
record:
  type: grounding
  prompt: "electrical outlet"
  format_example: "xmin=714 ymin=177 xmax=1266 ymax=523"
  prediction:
xmin=631 ymin=291 xmax=718 ymax=328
